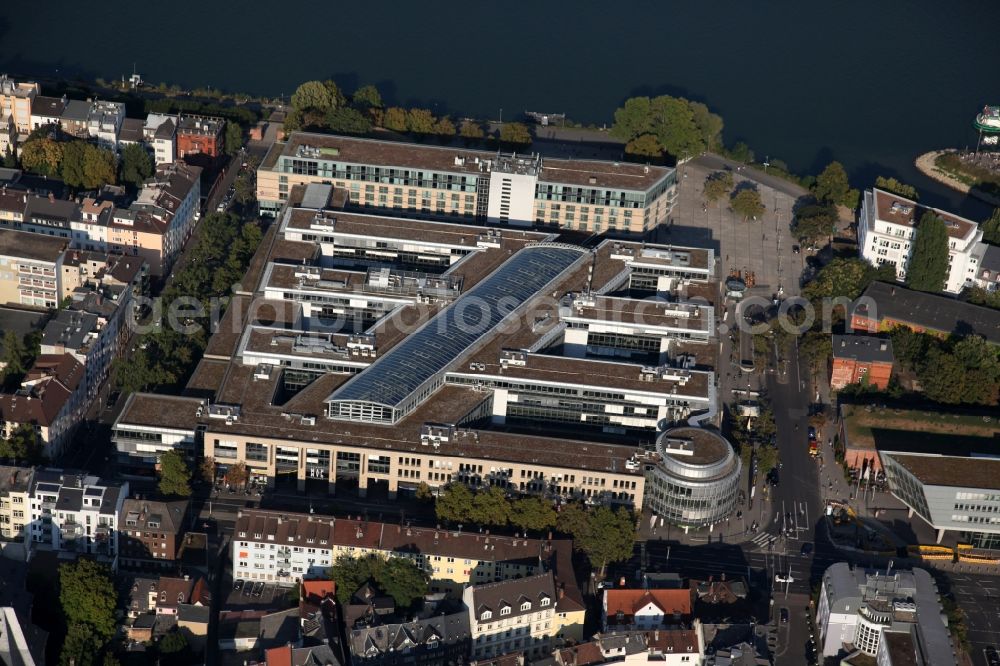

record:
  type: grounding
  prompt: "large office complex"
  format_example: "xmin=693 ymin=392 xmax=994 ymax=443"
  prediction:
xmin=816 ymin=563 xmax=955 ymax=665
xmin=257 ymin=132 xmax=677 ymax=234
xmin=116 ymin=182 xmax=730 ymax=522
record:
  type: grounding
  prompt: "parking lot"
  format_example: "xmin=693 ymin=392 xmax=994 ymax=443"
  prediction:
xmin=946 ymin=572 xmax=1000 ymax=666
xmin=225 ymin=574 xmax=288 ymax=610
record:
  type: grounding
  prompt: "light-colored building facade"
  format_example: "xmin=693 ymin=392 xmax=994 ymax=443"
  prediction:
xmin=0 ymin=354 xmax=87 ymax=458
xmin=0 ymin=466 xmax=33 ymax=558
xmin=0 ymin=228 xmax=68 ymax=308
xmin=144 ymin=114 xmax=177 ymax=165
xmin=0 ymin=76 xmax=39 ymax=136
xmin=257 ymin=133 xmax=676 ymax=235
xmin=859 ymin=188 xmax=985 ymax=294
xmin=27 ymin=468 xmax=127 ymax=569
xmin=816 ymin=563 xmax=954 ymax=664
xmin=464 ymin=573 xmax=559 ymax=660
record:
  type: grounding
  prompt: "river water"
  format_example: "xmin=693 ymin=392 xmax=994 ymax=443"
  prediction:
xmin=2 ymin=0 xmax=999 ymax=215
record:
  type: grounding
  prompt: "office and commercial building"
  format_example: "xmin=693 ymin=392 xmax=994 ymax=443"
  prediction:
xmin=816 ymin=563 xmax=954 ymax=665
xmin=257 ymin=132 xmax=676 ymax=234
xmin=642 ymin=427 xmax=741 ymax=530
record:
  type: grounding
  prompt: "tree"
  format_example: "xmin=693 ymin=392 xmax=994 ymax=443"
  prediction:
xmin=351 ymin=85 xmax=383 ymax=111
xmin=919 ymin=346 xmax=967 ymax=404
xmin=2 ymin=146 xmax=17 ymax=168
xmin=889 ymin=326 xmax=931 ymax=368
xmin=611 ymin=95 xmax=715 ymax=160
xmin=406 ymin=109 xmax=437 ymax=135
xmin=60 ymin=559 xmax=117 ymax=642
xmin=558 ymin=504 xmax=635 ymax=576
xmin=158 ymin=629 xmax=188 ymax=654
xmin=224 ymin=121 xmax=243 ymax=155
xmin=802 ymin=257 xmax=881 ymax=302
xmin=689 ymin=101 xmax=724 ymax=151
xmin=415 ymin=482 xmax=434 ymax=502
xmin=324 ymin=107 xmax=372 ymax=135
xmin=377 ymin=556 xmax=430 ymax=609
xmin=702 ymin=171 xmax=734 ymax=205
xmin=60 ymin=622 xmax=100 ymax=666
xmin=510 ymin=496 xmax=557 ymax=533
xmin=87 ymin=145 xmax=117 ymax=188
xmin=291 ymin=80 xmax=338 ymax=113
xmin=730 ymin=188 xmax=765 ymax=221
xmin=800 ymin=331 xmax=833 ymax=371
xmin=875 ymin=176 xmax=918 ymax=200
xmin=499 ymin=122 xmax=532 ymax=146
xmin=435 ymin=483 xmax=473 ymax=523
xmin=119 ymin=143 xmax=154 ymax=188
xmin=60 ymin=140 xmax=89 ymax=188
xmin=20 ymin=137 xmax=63 ymax=176
xmin=755 ymin=444 xmax=779 ymax=476
xmin=0 ymin=424 xmax=44 ymax=464
xmin=952 ymin=335 xmax=1000 ymax=404
xmin=470 ymin=485 xmax=511 ymax=527
xmin=982 ymin=208 xmax=1000 ymax=245
xmin=813 ymin=162 xmax=851 ymax=207
xmin=459 ymin=120 xmax=485 ymax=140
xmin=1 ymin=329 xmax=26 ymax=384
xmin=383 ymin=107 xmax=408 ymax=132
xmin=433 ymin=116 xmax=456 ymax=137
xmin=329 ymin=555 xmax=380 ymax=604
xmin=158 ymin=449 xmax=192 ymax=497
xmin=906 ymin=212 xmax=950 ymax=292
xmin=226 ymin=461 xmax=249 ymax=489
xmin=792 ymin=204 xmax=838 ymax=245
xmin=625 ymin=134 xmax=662 ymax=158
xmin=728 ymin=141 xmax=754 ymax=164
xmin=199 ymin=456 xmax=216 ymax=484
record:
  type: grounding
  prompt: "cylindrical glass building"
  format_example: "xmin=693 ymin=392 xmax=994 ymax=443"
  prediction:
xmin=643 ymin=426 xmax=741 ymax=529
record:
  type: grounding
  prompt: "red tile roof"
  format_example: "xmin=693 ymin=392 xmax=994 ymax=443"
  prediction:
xmin=604 ymin=588 xmax=694 ymax=622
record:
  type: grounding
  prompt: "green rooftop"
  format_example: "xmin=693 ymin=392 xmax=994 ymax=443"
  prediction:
xmin=841 ymin=404 xmax=1000 ymax=455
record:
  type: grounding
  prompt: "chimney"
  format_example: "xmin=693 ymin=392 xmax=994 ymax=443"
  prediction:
xmin=880 ymin=341 xmax=888 ymax=351
xmin=619 ymin=576 xmax=625 ymax=588
xmin=721 ymin=572 xmax=726 ymax=581
xmin=48 ymin=192 xmax=55 ymax=202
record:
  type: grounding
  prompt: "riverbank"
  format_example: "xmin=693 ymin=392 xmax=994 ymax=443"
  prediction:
xmin=914 ymin=150 xmax=1000 ymax=207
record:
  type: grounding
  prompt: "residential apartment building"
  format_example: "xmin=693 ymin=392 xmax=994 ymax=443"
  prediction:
xmin=858 ymin=188 xmax=984 ymax=294
xmin=86 ymin=100 xmax=125 ymax=149
xmin=231 ymin=509 xmax=556 ymax=594
xmin=28 ymin=95 xmax=65 ymax=130
xmin=0 ymin=466 xmax=33 ymax=557
xmin=27 ymin=468 xmax=127 ymax=568
xmin=119 ymin=497 xmax=190 ymax=570
xmin=0 ymin=228 xmax=68 ymax=308
xmin=256 ymin=132 xmax=676 ymax=234
xmin=830 ymin=334 xmax=894 ymax=390
xmin=464 ymin=573 xmax=560 ymax=660
xmin=129 ymin=161 xmax=202 ymax=274
xmin=144 ymin=114 xmax=177 ymax=165
xmin=348 ymin=608 xmax=471 ymax=666
xmin=176 ymin=114 xmax=224 ymax=159
xmin=0 ymin=75 xmax=38 ymax=153
xmin=851 ymin=281 xmax=1000 ymax=345
xmin=816 ymin=563 xmax=954 ymax=664
xmin=0 ymin=354 xmax=86 ymax=457
xmin=602 ymin=588 xmax=695 ymax=632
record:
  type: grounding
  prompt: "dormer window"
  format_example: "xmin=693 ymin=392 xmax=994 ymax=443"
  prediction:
xmin=253 ymin=533 xmax=262 ymax=539
xmin=500 ymin=606 xmax=511 ymax=616
xmin=520 ymin=601 xmax=531 ymax=611
xmin=540 ymin=597 xmax=550 ymax=607
xmin=480 ymin=610 xmax=492 ymax=621
xmin=159 ymin=592 xmax=166 ymax=602
xmin=239 ymin=531 xmax=247 ymax=538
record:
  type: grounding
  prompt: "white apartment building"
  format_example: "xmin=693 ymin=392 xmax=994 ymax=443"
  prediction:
xmin=859 ymin=188 xmax=984 ymax=294
xmin=0 ymin=466 xmax=33 ymax=560
xmin=27 ymin=469 xmax=127 ymax=569
xmin=144 ymin=114 xmax=177 ymax=165
xmin=86 ymin=100 xmax=125 ymax=150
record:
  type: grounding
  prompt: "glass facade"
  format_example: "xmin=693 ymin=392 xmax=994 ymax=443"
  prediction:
xmin=643 ymin=428 xmax=741 ymax=528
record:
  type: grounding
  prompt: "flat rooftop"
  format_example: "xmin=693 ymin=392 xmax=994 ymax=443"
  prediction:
xmin=840 ymin=404 xmax=1000 ymax=454
xmin=266 ymin=132 xmax=673 ymax=191
xmin=117 ymin=393 xmax=205 ymax=431
xmin=871 ymin=188 xmax=978 ymax=241
xmin=658 ymin=427 xmax=731 ymax=465
xmin=887 ymin=452 xmax=1000 ymax=491
xmin=0 ymin=227 xmax=68 ymax=261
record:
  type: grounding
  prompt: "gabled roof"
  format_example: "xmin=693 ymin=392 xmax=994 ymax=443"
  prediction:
xmin=604 ymin=588 xmax=694 ymax=622
xmin=471 ymin=572 xmax=555 ymax=622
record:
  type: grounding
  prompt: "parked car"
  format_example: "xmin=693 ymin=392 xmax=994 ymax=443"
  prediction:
xmin=252 ymin=582 xmax=264 ymax=597
xmin=233 ymin=579 xmax=244 ymax=591
xmin=984 ymin=646 xmax=1000 ymax=666
xmin=807 ymin=426 xmax=817 ymax=441
xmin=800 ymin=542 xmax=814 ymax=556
xmin=779 ymin=607 xmax=789 ymax=623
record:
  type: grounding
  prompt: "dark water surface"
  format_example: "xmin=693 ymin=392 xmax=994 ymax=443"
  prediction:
xmin=3 ymin=1 xmax=999 ymax=215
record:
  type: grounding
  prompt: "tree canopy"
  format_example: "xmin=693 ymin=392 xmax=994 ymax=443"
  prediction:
xmin=60 ymin=559 xmax=118 ymax=642
xmin=792 ymin=204 xmax=838 ymax=245
xmin=435 ymin=484 xmax=557 ymax=533
xmin=224 ymin=121 xmax=243 ymax=156
xmin=60 ymin=141 xmax=116 ymax=189
xmin=612 ymin=95 xmax=722 ymax=160
xmin=625 ymin=134 xmax=663 ymax=158
xmin=328 ymin=554 xmax=428 ymax=609
xmin=291 ymin=80 xmax=343 ymax=114
xmin=730 ymin=187 xmax=765 ymax=221
xmin=802 ymin=257 xmax=885 ymax=302
xmin=890 ymin=328 xmax=1000 ymax=405
xmin=158 ymin=449 xmax=192 ymax=497
xmin=1 ymin=329 xmax=27 ymax=387
xmin=875 ymin=176 xmax=918 ymax=200
xmin=119 ymin=143 xmax=154 ymax=188
xmin=982 ymin=208 xmax=1000 ymax=245
xmin=557 ymin=503 xmax=635 ymax=575
xmin=351 ymin=85 xmax=383 ymax=111
xmin=0 ymin=424 xmax=45 ymax=465
xmin=812 ymin=162 xmax=858 ymax=208
xmin=499 ymin=122 xmax=532 ymax=146
xmin=702 ymin=170 xmax=733 ymax=205
xmin=906 ymin=212 xmax=950 ymax=292
xmin=509 ymin=496 xmax=558 ymax=533
xmin=20 ymin=137 xmax=63 ymax=176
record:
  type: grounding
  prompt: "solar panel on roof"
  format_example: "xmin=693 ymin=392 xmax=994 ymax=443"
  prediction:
xmin=326 ymin=245 xmax=586 ymax=418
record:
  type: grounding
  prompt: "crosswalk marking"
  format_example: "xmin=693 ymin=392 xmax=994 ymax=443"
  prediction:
xmin=749 ymin=532 xmax=774 ymax=549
